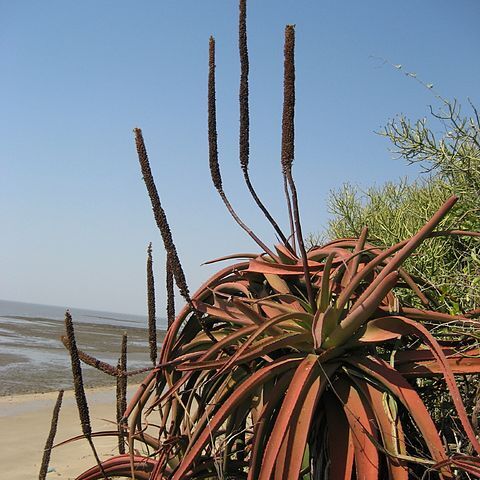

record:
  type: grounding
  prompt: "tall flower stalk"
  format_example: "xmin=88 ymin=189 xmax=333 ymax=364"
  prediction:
xmin=39 ymin=390 xmax=64 ymax=480
xmin=147 ymin=242 xmax=157 ymax=365
xmin=64 ymin=311 xmax=109 ymax=479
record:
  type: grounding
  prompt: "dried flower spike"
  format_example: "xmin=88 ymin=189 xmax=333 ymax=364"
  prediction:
xmin=281 ymin=25 xmax=295 ymax=175
xmin=134 ymin=127 xmax=192 ymax=306
xmin=238 ymin=0 xmax=292 ymax=251
xmin=65 ymin=311 xmax=92 ymax=438
xmin=64 ymin=311 xmax=109 ymax=479
xmin=281 ymin=24 xmax=315 ymax=310
xmin=147 ymin=242 xmax=157 ymax=365
xmin=39 ymin=390 xmax=64 ymax=480
xmin=61 ymin=335 xmax=119 ymax=376
xmin=116 ymin=332 xmax=128 ymax=454
xmin=166 ymin=253 xmax=175 ymax=327
xmin=208 ymin=36 xmax=277 ymax=260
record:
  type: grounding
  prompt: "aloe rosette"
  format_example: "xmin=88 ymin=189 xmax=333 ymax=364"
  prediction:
xmin=76 ymin=197 xmax=480 ymax=479
xmin=63 ymin=1 xmax=480 ymax=478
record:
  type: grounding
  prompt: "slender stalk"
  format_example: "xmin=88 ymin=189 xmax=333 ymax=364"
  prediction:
xmin=134 ymin=128 xmax=218 ymax=343
xmin=62 ymin=336 xmax=150 ymax=376
xmin=65 ymin=312 xmax=91 ymax=437
xmin=147 ymin=242 xmax=157 ymax=365
xmin=134 ymin=128 xmax=192 ymax=307
xmin=39 ymin=390 xmax=64 ymax=480
xmin=64 ymin=311 xmax=109 ymax=479
xmin=283 ymin=176 xmax=296 ymax=252
xmin=238 ymin=0 xmax=292 ymax=251
xmin=116 ymin=332 xmax=128 ymax=454
xmin=280 ymin=24 xmax=297 ymax=254
xmin=166 ymin=253 xmax=175 ymax=327
xmin=209 ymin=36 xmax=278 ymax=260
xmin=281 ymin=25 xmax=315 ymax=311
xmin=61 ymin=335 xmax=118 ymax=376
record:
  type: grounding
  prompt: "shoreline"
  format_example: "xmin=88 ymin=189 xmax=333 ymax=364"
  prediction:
xmin=0 ymin=309 xmax=162 ymax=396
xmin=1 ymin=384 xmax=141 ymax=479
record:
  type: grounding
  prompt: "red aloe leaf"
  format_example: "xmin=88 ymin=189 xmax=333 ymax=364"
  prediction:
xmin=351 ymin=196 xmax=457 ymax=312
xmin=258 ymin=357 xmax=337 ymax=480
xmin=76 ymin=455 xmax=156 ymax=480
xmin=231 ymin=298 xmax=289 ymax=336
xmin=341 ymin=226 xmax=368 ymax=288
xmin=203 ymin=252 xmax=258 ymax=264
xmin=386 ymin=305 xmax=480 ymax=326
xmin=323 ymin=391 xmax=355 ymax=480
xmin=334 ymin=224 xmax=473 ymax=322
xmin=275 ymin=243 xmax=299 ymax=263
xmin=212 ymin=311 xmax=310 ymax=375
xmin=322 ymin=271 xmax=399 ymax=348
xmin=317 ymin=251 xmax=336 ymax=312
xmin=307 ymin=246 xmax=352 ymax=262
xmin=212 ymin=280 xmax=252 ymax=297
xmin=357 ymin=320 xmax=403 ymax=344
xmin=395 ymin=348 xmax=480 ymax=377
xmin=246 ymin=258 xmax=324 ymax=275
xmin=248 ymin=372 xmax=296 ymax=480
xmin=160 ymin=261 xmax=249 ymax=362
xmin=280 ymin=373 xmax=326 ymax=479
xmin=449 ymin=455 xmax=480 ymax=476
xmin=397 ymin=269 xmax=430 ymax=306
xmin=433 ymin=455 xmax=480 ymax=476
xmin=255 ymin=295 xmax=311 ymax=318
xmin=170 ymin=357 xmax=302 ymax=480
xmin=264 ymin=273 xmax=304 ymax=311
xmin=147 ymin=324 xmax=259 ymax=414
xmin=274 ymin=426 xmax=291 ymax=480
xmin=312 ymin=304 xmax=340 ymax=350
xmin=264 ymin=273 xmax=290 ymax=294
xmin=54 ymin=430 xmax=159 ymax=450
xmin=360 ymin=315 xmax=480 ymax=454
xmin=123 ymin=368 xmax=157 ymax=420
xmin=193 ymin=299 xmax=253 ymax=326
xmin=333 ymin=378 xmax=380 ymax=480
xmin=353 ymin=378 xmax=409 ymax=479
xmin=348 ymin=356 xmax=452 ymax=478
xmin=178 ymin=332 xmax=310 ymax=372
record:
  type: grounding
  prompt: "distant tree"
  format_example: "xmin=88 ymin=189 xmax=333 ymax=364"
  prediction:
xmin=327 ymin=97 xmax=480 ymax=314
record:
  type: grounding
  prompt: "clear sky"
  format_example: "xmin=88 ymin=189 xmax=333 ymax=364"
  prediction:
xmin=1 ymin=1 xmax=478 ymax=315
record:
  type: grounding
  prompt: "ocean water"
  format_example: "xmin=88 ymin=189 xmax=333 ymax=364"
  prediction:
xmin=0 ymin=299 xmax=166 ymax=395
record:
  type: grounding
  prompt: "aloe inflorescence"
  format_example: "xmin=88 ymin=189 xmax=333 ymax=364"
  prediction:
xmin=116 ymin=332 xmax=128 ymax=454
xmin=238 ymin=0 xmax=291 ymax=251
xmin=208 ymin=36 xmax=277 ymax=260
xmin=39 ymin=389 xmax=64 ymax=480
xmin=65 ymin=311 xmax=92 ymax=439
xmin=147 ymin=242 xmax=157 ymax=365
xmin=68 ymin=1 xmax=480 ymax=479
xmin=280 ymin=24 xmax=316 ymax=312
xmin=64 ymin=311 xmax=109 ymax=479
xmin=165 ymin=253 xmax=175 ymax=327
xmin=134 ymin=128 xmax=192 ymax=308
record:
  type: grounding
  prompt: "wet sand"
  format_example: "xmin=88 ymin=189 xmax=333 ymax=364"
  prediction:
xmin=0 ymin=314 xmax=164 ymax=395
xmin=1 ymin=384 xmax=141 ymax=479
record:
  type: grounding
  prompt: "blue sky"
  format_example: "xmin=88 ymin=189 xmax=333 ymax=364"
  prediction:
xmin=0 ymin=1 xmax=478 ymax=315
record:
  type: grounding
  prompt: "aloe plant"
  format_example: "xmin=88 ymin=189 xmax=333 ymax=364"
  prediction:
xmin=62 ymin=1 xmax=480 ymax=479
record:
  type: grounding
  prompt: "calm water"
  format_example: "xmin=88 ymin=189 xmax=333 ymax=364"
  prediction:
xmin=0 ymin=299 xmax=166 ymax=395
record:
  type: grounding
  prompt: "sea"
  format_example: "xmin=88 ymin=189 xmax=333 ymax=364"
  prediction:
xmin=0 ymin=299 xmax=166 ymax=396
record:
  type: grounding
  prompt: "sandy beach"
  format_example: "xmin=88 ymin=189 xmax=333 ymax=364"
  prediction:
xmin=0 ymin=384 xmax=141 ymax=479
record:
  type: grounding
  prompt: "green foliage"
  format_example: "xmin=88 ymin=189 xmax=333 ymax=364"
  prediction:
xmin=327 ymin=99 xmax=480 ymax=314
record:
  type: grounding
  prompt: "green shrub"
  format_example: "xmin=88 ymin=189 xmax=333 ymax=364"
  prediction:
xmin=328 ymin=99 xmax=480 ymax=314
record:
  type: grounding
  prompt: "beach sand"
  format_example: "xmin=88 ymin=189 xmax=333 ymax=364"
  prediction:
xmin=0 ymin=384 xmax=141 ymax=479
